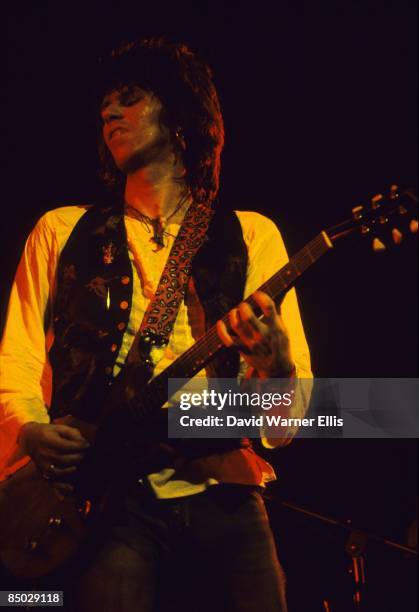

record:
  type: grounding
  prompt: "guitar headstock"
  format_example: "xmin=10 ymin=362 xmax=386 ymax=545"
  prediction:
xmin=327 ymin=185 xmax=418 ymax=251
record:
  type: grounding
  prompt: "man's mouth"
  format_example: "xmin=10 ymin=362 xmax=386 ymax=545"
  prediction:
xmin=109 ymin=126 xmax=129 ymax=140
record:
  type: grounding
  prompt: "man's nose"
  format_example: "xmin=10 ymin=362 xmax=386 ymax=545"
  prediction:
xmin=102 ymin=103 xmax=124 ymax=124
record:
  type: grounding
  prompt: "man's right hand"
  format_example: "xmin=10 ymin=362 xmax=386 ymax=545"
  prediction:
xmin=18 ymin=422 xmax=90 ymax=495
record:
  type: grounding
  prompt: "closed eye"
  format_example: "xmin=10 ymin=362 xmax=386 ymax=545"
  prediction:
xmin=119 ymin=85 xmax=146 ymax=106
xmin=99 ymin=85 xmax=147 ymax=121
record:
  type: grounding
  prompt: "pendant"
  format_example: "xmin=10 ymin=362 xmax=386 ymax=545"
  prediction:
xmin=151 ymin=234 xmax=165 ymax=250
xmin=151 ymin=219 xmax=165 ymax=250
xmin=102 ymin=241 xmax=116 ymax=264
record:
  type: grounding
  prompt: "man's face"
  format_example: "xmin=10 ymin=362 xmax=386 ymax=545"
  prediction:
xmin=100 ymin=85 xmax=171 ymax=173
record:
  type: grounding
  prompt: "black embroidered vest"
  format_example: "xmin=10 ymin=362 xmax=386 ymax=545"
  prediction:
xmin=49 ymin=204 xmax=248 ymax=427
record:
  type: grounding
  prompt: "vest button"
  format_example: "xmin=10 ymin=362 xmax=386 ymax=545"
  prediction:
xmin=121 ymin=276 xmax=130 ymax=285
xmin=110 ymin=343 xmax=118 ymax=352
xmin=117 ymin=322 xmax=126 ymax=331
xmin=120 ymin=300 xmax=129 ymax=310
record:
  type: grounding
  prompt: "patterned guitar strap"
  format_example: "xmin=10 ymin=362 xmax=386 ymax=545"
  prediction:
xmin=125 ymin=201 xmax=213 ymax=370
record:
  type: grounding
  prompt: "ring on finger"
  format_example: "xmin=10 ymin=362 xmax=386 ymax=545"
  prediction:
xmin=42 ymin=463 xmax=55 ymax=480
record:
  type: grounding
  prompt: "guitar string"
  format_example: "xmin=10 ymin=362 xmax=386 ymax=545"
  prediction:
xmin=163 ymin=234 xmax=327 ymax=379
xmin=148 ymin=234 xmax=328 ymax=394
xmin=132 ymin=234 xmax=329 ymax=418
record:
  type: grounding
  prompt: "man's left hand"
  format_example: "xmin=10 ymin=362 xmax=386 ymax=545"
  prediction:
xmin=216 ymin=291 xmax=295 ymax=378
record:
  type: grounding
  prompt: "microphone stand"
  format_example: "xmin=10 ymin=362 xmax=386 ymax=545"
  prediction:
xmin=345 ymin=529 xmax=367 ymax=610
xmin=263 ymin=494 xmax=417 ymax=611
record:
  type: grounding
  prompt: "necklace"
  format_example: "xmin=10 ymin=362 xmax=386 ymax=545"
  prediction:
xmin=125 ymin=195 xmax=189 ymax=251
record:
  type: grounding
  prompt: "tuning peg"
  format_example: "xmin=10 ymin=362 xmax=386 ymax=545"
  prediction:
xmin=410 ymin=219 xmax=418 ymax=234
xmin=371 ymin=194 xmax=383 ymax=209
xmin=392 ymin=228 xmax=403 ymax=245
xmin=389 ymin=184 xmax=399 ymax=200
xmin=372 ymin=238 xmax=386 ymax=252
xmin=352 ymin=205 xmax=364 ymax=220
xmin=352 ymin=206 xmax=370 ymax=234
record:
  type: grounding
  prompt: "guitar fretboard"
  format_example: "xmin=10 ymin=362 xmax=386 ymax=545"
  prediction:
xmin=143 ymin=231 xmax=332 ymax=412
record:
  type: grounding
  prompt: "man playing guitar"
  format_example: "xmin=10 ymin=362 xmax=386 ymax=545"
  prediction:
xmin=0 ymin=38 xmax=312 ymax=611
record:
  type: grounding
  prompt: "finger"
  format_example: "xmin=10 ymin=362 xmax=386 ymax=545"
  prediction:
xmin=228 ymin=307 xmax=261 ymax=353
xmin=255 ymin=292 xmax=290 ymax=338
xmin=228 ymin=307 xmax=240 ymax=336
xmin=49 ymin=465 xmax=78 ymax=477
xmin=252 ymin=291 xmax=278 ymax=325
xmin=54 ymin=425 xmax=90 ymax=444
xmin=230 ymin=305 xmax=256 ymax=343
xmin=53 ymin=488 xmax=65 ymax=502
xmin=230 ymin=307 xmax=252 ymax=345
xmin=216 ymin=319 xmax=235 ymax=347
xmin=41 ymin=451 xmax=86 ymax=467
xmin=216 ymin=319 xmax=251 ymax=354
xmin=52 ymin=482 xmax=74 ymax=495
xmin=51 ymin=452 xmax=86 ymax=466
xmin=45 ymin=434 xmax=90 ymax=453
xmin=237 ymin=302 xmax=264 ymax=340
xmin=40 ymin=462 xmax=78 ymax=483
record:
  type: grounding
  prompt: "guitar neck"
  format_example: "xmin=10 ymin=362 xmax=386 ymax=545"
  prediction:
xmin=147 ymin=230 xmax=333 ymax=406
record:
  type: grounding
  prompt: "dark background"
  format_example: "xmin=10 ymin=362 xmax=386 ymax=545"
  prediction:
xmin=2 ymin=0 xmax=418 ymax=609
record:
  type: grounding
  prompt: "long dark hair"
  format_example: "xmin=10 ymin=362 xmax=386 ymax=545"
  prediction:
xmin=96 ymin=37 xmax=225 ymax=206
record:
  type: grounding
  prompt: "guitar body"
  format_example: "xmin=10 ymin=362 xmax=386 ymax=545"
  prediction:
xmin=0 ymin=416 xmax=105 ymax=580
xmin=0 ymin=411 xmax=169 ymax=579
xmin=0 ymin=460 xmax=90 ymax=579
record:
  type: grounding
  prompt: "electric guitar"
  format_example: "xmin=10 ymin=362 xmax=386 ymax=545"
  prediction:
xmin=0 ymin=185 xmax=416 ymax=579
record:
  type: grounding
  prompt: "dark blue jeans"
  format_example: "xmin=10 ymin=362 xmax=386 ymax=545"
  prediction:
xmin=67 ymin=483 xmax=288 ymax=612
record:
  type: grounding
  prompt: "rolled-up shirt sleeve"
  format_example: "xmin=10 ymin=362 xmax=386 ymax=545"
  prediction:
xmin=237 ymin=211 xmax=313 ymax=448
xmin=0 ymin=214 xmax=56 ymax=479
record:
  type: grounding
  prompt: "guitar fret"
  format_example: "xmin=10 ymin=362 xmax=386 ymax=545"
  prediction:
xmin=305 ymin=243 xmax=316 ymax=262
xmin=136 ymin=231 xmax=332 ymax=422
